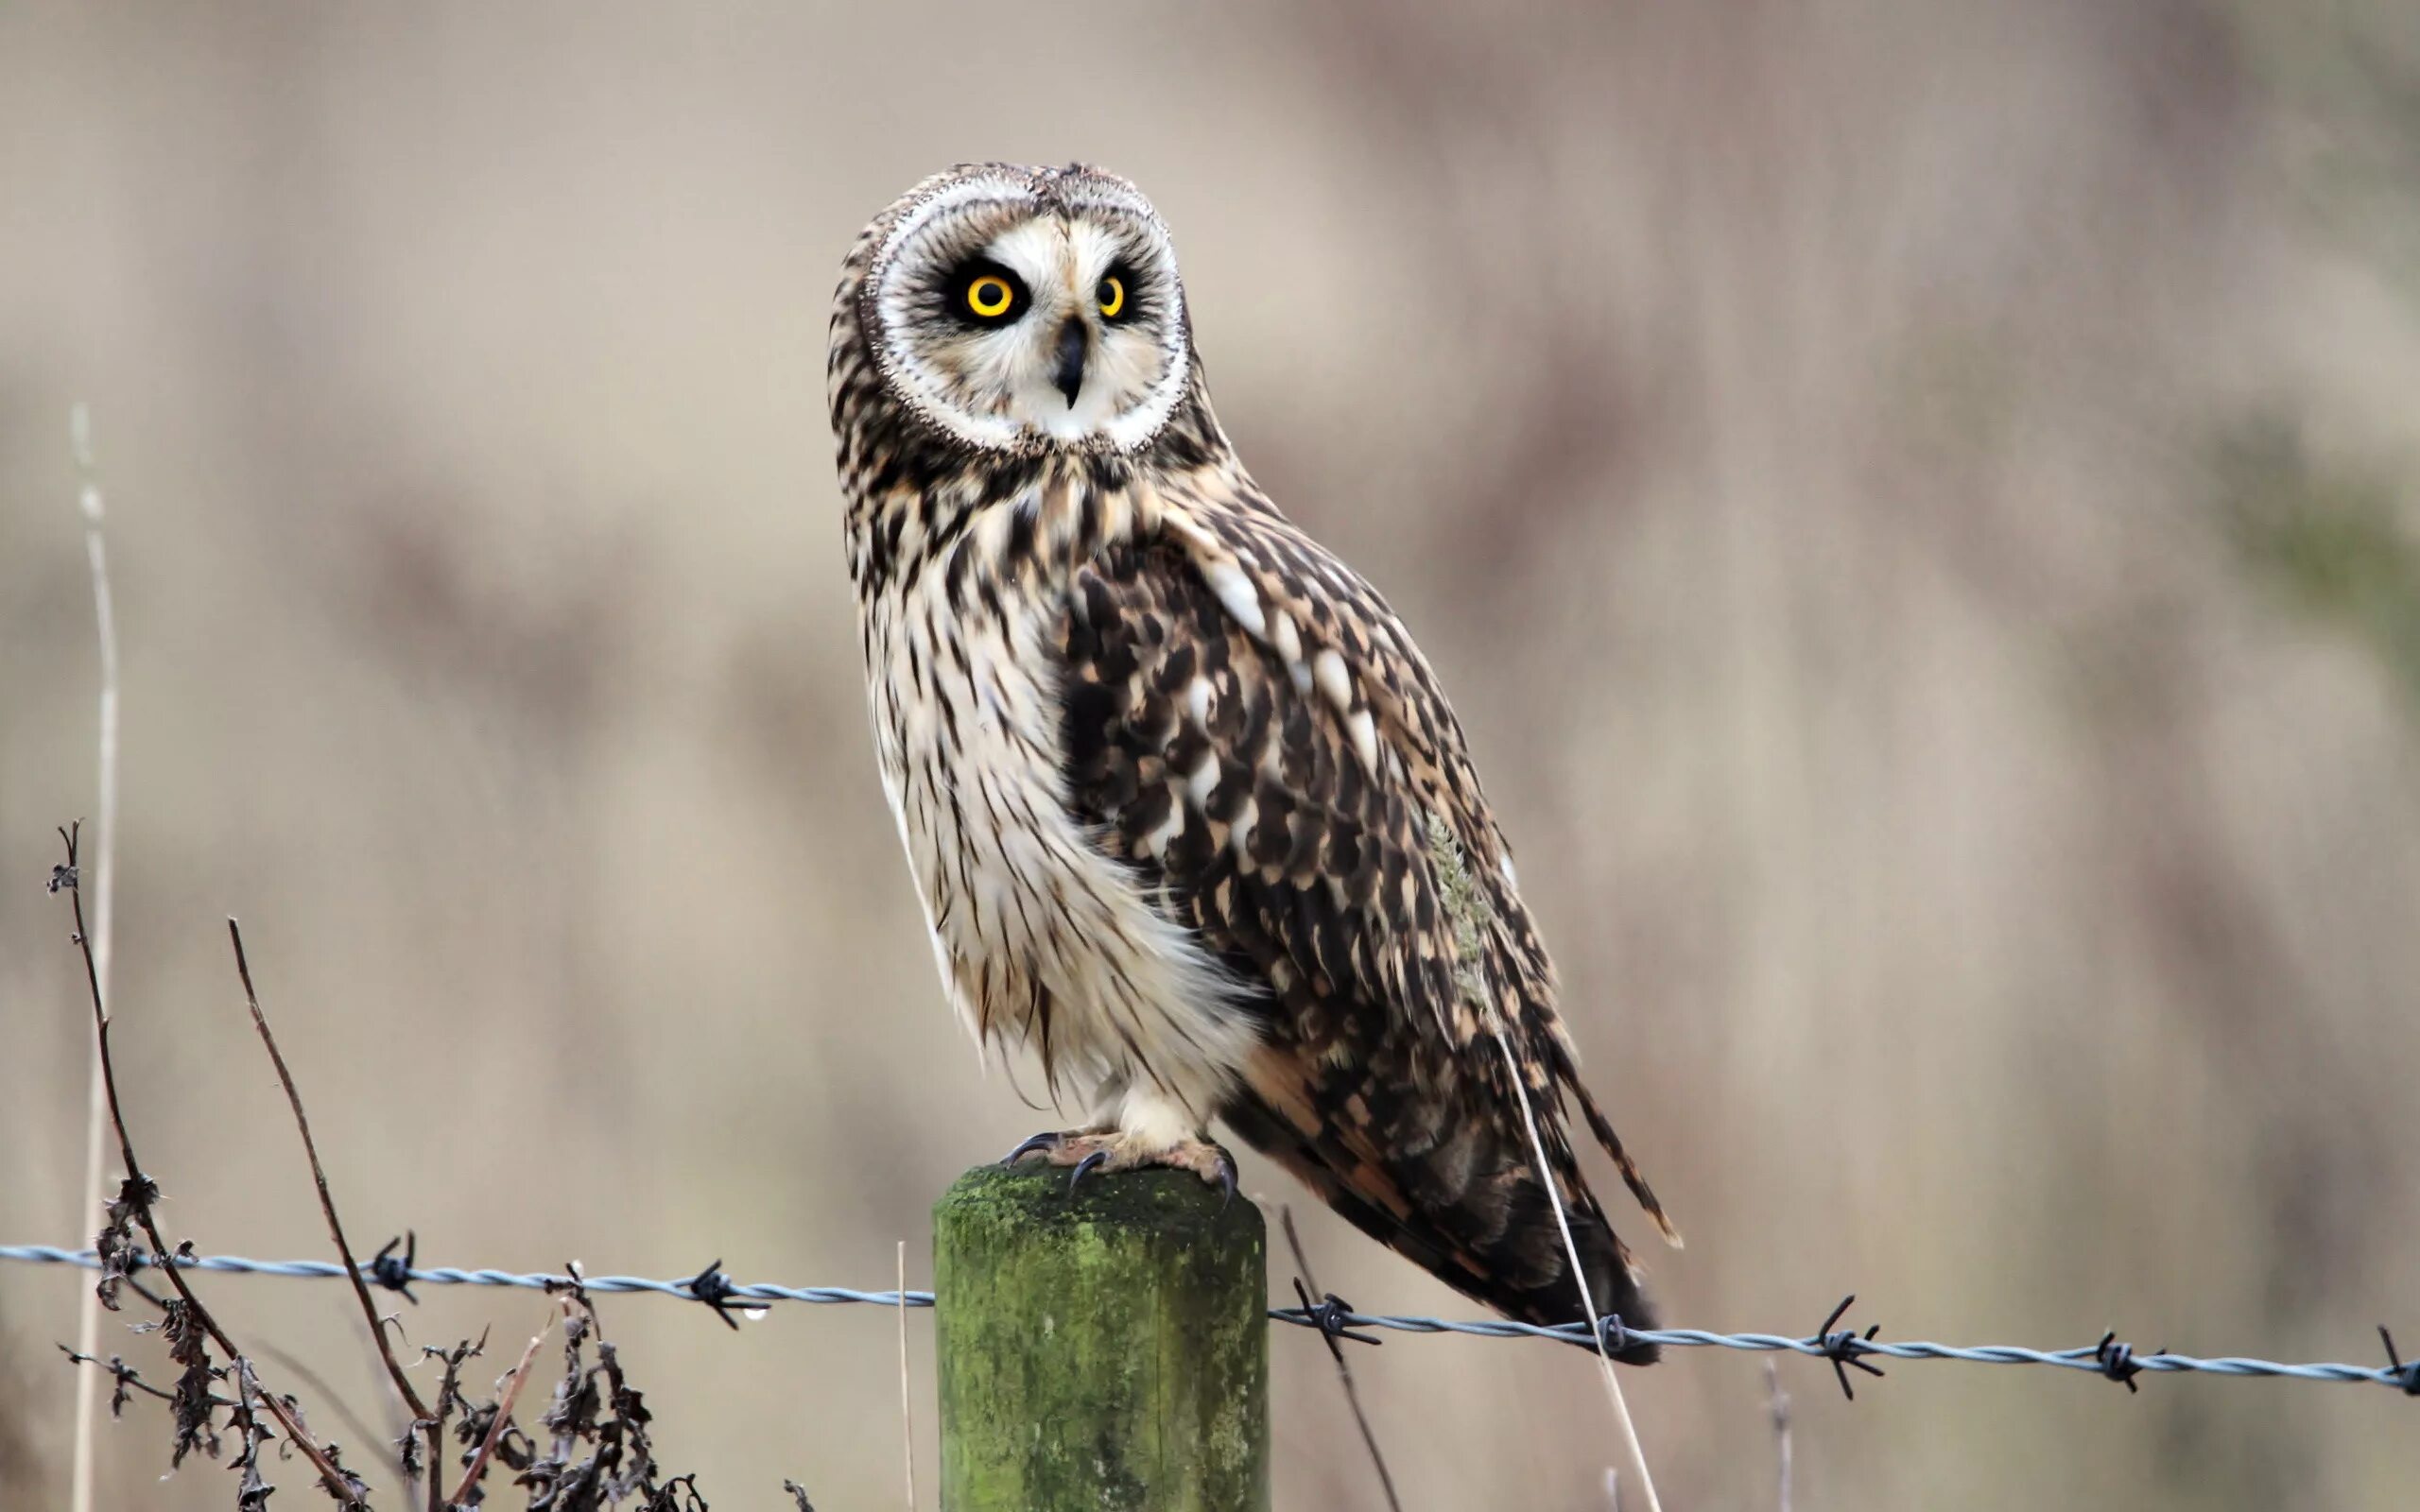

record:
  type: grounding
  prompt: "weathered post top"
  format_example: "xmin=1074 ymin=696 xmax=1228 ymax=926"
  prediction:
xmin=933 ymin=1162 xmax=1270 ymax=1512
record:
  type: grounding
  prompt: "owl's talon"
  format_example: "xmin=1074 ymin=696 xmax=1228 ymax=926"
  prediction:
xmin=1001 ymin=1131 xmax=1063 ymax=1167
xmin=998 ymin=1130 xmax=1232 ymax=1196
xmin=1067 ymin=1149 xmax=1111 ymax=1193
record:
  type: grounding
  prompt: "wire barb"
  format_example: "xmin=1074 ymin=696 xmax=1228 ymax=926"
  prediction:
xmin=368 ymin=1233 xmax=419 ymax=1304
xmin=2093 ymin=1332 xmax=2156 ymax=1394
xmin=1598 ymin=1314 xmax=1636 ymax=1360
xmin=1810 ymin=1295 xmax=1885 ymax=1401
xmin=2379 ymin=1327 xmax=2418 ymax=1397
xmin=1290 ymin=1278 xmax=1380 ymax=1359
xmin=685 ymin=1259 xmax=750 ymax=1331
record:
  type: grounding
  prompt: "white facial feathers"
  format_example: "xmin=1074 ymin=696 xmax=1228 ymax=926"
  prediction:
xmin=863 ymin=167 xmax=1192 ymax=454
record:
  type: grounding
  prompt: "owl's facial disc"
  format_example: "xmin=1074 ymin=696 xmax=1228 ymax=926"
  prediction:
xmin=867 ymin=168 xmax=1190 ymax=454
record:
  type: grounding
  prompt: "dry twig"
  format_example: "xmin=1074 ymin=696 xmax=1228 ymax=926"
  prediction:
xmin=55 ymin=824 xmax=370 ymax=1506
xmin=1486 ymin=1019 xmax=1662 ymax=1512
xmin=1766 ymin=1360 xmax=1793 ymax=1512
xmin=1277 ymin=1207 xmax=1401 ymax=1512
xmin=897 ymin=1239 xmax=918 ymax=1512
xmin=51 ymin=806 xmax=781 ymax=1505
xmin=447 ymin=1314 xmax=553 ymax=1505
xmin=228 ymin=917 xmax=447 ymax=1508
xmin=60 ymin=1345 xmax=198 ymax=1413
xmin=49 ymin=871 xmax=751 ymax=1506
xmin=109 ymin=1266 xmax=395 ymax=1492
xmin=246 ymin=1335 xmax=392 ymax=1476
xmin=67 ymin=403 xmax=121 ymax=1512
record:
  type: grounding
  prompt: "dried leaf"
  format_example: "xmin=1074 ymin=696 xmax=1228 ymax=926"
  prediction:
xmin=93 ymin=1173 xmax=157 ymax=1312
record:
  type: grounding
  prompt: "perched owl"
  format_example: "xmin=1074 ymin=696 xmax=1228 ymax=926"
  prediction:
xmin=828 ymin=164 xmax=1677 ymax=1357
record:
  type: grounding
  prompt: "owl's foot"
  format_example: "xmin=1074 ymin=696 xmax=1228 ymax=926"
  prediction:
xmin=1002 ymin=1130 xmax=1237 ymax=1205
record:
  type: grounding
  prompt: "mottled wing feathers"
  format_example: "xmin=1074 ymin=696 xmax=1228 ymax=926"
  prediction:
xmin=1059 ymin=534 xmax=1444 ymax=1041
xmin=1054 ymin=522 xmax=1666 ymax=1349
xmin=1159 ymin=475 xmax=1675 ymax=1243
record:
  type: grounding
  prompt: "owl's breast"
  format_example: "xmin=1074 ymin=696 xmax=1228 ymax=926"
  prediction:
xmin=852 ymin=491 xmax=1256 ymax=1110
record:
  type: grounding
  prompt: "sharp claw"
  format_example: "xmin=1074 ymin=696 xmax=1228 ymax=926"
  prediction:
xmin=1216 ymin=1151 xmax=1237 ymax=1210
xmin=1001 ymin=1132 xmax=1062 ymax=1167
xmin=1067 ymin=1149 xmax=1110 ymax=1193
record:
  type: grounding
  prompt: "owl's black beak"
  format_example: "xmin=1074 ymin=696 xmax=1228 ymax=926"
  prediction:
xmin=1052 ymin=318 xmax=1088 ymax=407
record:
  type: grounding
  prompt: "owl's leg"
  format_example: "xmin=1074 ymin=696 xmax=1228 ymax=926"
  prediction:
xmin=997 ymin=1073 xmax=1128 ymax=1165
xmin=1003 ymin=1081 xmax=1236 ymax=1201
xmin=992 ymin=1069 xmax=1132 ymax=1160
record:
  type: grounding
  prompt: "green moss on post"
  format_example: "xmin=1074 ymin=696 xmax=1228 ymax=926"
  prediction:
xmin=934 ymin=1162 xmax=1269 ymax=1512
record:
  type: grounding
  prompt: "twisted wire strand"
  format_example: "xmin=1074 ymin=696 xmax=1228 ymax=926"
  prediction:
xmin=0 ymin=1246 xmax=923 ymax=1309
xmin=4 ymin=1244 xmax=2407 ymax=1391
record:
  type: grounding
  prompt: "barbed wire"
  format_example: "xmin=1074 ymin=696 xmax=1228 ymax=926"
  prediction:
xmin=7 ymin=1242 xmax=2411 ymax=1398
xmin=0 ymin=1246 xmax=925 ymax=1310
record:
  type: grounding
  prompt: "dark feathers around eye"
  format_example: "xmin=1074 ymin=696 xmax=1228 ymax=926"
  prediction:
xmin=1098 ymin=257 xmax=1142 ymax=325
xmin=943 ymin=257 xmax=1028 ymax=325
xmin=1101 ymin=230 xmax=1172 ymax=325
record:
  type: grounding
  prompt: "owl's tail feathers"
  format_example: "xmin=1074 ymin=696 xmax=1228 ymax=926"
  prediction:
xmin=1508 ymin=1183 xmax=1662 ymax=1366
xmin=1221 ymin=1070 xmax=1663 ymax=1365
xmin=1559 ymin=1050 xmax=1683 ymax=1248
xmin=1558 ymin=1252 xmax=1659 ymax=1364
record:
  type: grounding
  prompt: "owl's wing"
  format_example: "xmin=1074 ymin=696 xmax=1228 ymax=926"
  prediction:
xmin=1056 ymin=507 xmax=1673 ymax=1344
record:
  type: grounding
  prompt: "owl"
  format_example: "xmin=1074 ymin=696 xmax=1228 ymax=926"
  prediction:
xmin=828 ymin=164 xmax=1677 ymax=1355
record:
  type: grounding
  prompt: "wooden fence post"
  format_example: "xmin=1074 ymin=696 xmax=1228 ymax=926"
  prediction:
xmin=933 ymin=1161 xmax=1270 ymax=1511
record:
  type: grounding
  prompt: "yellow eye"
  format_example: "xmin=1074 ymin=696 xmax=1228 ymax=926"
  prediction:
xmin=1097 ymin=274 xmax=1126 ymax=319
xmin=965 ymin=274 xmax=1014 ymax=318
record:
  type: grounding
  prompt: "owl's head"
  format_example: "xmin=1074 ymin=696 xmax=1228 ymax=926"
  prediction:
xmin=850 ymin=164 xmax=1192 ymax=455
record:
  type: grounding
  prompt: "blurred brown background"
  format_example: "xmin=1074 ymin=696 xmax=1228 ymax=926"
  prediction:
xmin=4 ymin=3 xmax=2418 ymax=1507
